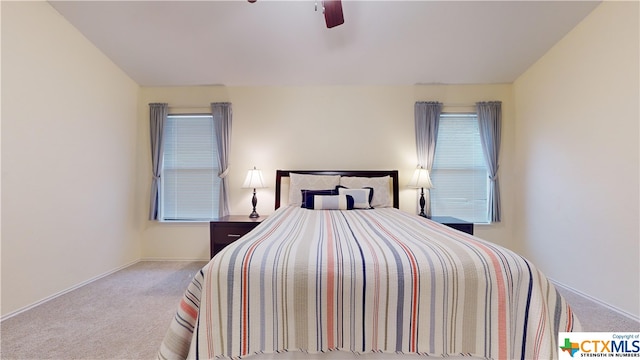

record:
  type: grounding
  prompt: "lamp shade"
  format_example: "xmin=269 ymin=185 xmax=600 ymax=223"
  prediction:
xmin=242 ymin=167 xmax=266 ymax=189
xmin=407 ymin=167 xmax=433 ymax=189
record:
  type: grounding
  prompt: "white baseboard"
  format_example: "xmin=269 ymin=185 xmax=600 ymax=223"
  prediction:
xmin=139 ymin=257 xmax=209 ymax=262
xmin=550 ymin=278 xmax=640 ymax=322
xmin=0 ymin=259 xmax=140 ymax=322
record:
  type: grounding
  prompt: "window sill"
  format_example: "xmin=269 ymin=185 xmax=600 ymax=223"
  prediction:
xmin=157 ymin=219 xmax=212 ymax=224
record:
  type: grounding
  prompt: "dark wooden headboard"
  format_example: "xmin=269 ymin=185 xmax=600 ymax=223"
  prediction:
xmin=275 ymin=170 xmax=399 ymax=209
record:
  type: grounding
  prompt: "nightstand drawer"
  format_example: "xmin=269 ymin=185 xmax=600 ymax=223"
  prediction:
xmin=210 ymin=216 xmax=263 ymax=258
xmin=211 ymin=224 xmax=254 ymax=244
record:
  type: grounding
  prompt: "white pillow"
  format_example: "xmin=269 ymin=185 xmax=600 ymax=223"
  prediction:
xmin=288 ymin=173 xmax=340 ymax=206
xmin=338 ymin=187 xmax=371 ymax=209
xmin=339 ymin=176 xmax=392 ymax=208
xmin=313 ymin=195 xmax=354 ymax=210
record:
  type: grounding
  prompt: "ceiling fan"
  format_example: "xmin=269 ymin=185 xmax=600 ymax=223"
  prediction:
xmin=247 ymin=0 xmax=344 ymax=29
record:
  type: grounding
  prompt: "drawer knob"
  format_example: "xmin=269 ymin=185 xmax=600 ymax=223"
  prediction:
xmin=227 ymin=234 xmax=242 ymax=238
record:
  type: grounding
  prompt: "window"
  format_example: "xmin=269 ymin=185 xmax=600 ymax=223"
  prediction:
xmin=430 ymin=113 xmax=489 ymax=223
xmin=160 ymin=114 xmax=220 ymax=221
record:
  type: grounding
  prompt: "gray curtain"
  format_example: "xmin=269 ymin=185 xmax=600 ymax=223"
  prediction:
xmin=476 ymin=101 xmax=502 ymax=223
xmin=414 ymin=101 xmax=442 ymax=217
xmin=148 ymin=103 xmax=168 ymax=220
xmin=211 ymin=102 xmax=232 ymax=218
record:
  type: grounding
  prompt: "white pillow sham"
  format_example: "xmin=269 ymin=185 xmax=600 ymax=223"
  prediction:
xmin=288 ymin=173 xmax=341 ymax=207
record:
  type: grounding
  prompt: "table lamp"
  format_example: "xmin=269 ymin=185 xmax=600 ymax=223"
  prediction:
xmin=407 ymin=166 xmax=433 ymax=218
xmin=242 ymin=167 xmax=266 ymax=218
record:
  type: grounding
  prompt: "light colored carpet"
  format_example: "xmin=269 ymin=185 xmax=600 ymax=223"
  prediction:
xmin=1 ymin=261 xmax=638 ymax=360
xmin=555 ymin=284 xmax=640 ymax=332
xmin=1 ymin=261 xmax=207 ymax=360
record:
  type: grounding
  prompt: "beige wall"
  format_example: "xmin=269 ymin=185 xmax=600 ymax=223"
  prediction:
xmin=513 ymin=2 xmax=639 ymax=316
xmin=4 ymin=0 xmax=637 ymax=321
xmin=138 ymin=84 xmax=516 ymax=260
xmin=1 ymin=2 xmax=141 ymax=316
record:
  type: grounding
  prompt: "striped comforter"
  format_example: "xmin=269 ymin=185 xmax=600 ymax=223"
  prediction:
xmin=158 ymin=206 xmax=580 ymax=360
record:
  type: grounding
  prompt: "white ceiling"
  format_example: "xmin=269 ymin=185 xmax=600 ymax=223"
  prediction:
xmin=49 ymin=0 xmax=600 ymax=87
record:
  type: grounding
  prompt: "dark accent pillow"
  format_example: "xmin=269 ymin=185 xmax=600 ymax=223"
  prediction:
xmin=301 ymin=189 xmax=337 ymax=209
xmin=345 ymin=194 xmax=355 ymax=210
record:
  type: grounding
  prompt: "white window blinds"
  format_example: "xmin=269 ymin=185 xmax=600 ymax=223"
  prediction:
xmin=431 ymin=113 xmax=489 ymax=223
xmin=161 ymin=114 xmax=220 ymax=221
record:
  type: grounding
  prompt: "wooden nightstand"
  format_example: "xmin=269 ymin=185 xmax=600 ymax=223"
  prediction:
xmin=430 ymin=216 xmax=474 ymax=235
xmin=209 ymin=216 xmax=264 ymax=258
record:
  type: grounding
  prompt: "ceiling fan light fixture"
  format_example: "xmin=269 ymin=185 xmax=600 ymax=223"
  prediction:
xmin=322 ymin=0 xmax=344 ymax=28
xmin=248 ymin=0 xmax=344 ymax=28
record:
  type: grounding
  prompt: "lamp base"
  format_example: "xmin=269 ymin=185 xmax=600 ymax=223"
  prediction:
xmin=249 ymin=189 xmax=259 ymax=218
xmin=418 ymin=187 xmax=430 ymax=219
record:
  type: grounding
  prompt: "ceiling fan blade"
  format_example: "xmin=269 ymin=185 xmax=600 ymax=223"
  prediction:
xmin=323 ymin=0 xmax=344 ymax=28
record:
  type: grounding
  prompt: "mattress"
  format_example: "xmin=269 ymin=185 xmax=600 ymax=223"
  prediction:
xmin=158 ymin=206 xmax=580 ymax=360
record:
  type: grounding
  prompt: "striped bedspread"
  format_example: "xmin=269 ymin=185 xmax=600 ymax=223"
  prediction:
xmin=158 ymin=206 xmax=580 ymax=360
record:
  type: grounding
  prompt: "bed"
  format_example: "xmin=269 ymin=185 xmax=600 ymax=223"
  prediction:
xmin=158 ymin=170 xmax=580 ymax=360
